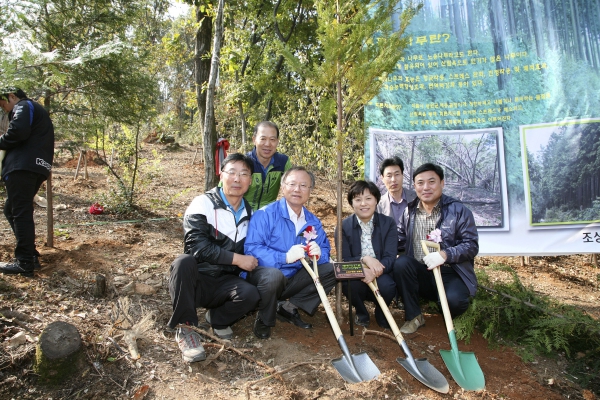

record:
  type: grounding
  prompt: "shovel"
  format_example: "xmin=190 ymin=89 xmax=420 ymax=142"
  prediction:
xmin=421 ymin=240 xmax=485 ymax=391
xmin=300 ymin=257 xmax=380 ymax=383
xmin=366 ymin=279 xmax=449 ymax=393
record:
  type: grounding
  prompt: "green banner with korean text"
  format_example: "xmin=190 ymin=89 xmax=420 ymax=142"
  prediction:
xmin=365 ymin=0 xmax=600 ymax=255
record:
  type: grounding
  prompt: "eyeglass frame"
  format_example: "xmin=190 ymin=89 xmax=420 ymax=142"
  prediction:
xmin=221 ymin=170 xmax=252 ymax=179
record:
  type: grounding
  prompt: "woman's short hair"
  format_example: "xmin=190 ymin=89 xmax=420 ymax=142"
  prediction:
xmin=347 ymin=180 xmax=381 ymax=206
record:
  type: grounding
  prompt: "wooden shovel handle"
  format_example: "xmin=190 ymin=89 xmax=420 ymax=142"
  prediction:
xmin=420 ymin=240 xmax=454 ymax=334
xmin=300 ymin=257 xmax=343 ymax=339
xmin=366 ymin=279 xmax=406 ymax=347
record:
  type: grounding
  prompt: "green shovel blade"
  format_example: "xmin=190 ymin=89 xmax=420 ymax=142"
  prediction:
xmin=440 ymin=330 xmax=485 ymax=391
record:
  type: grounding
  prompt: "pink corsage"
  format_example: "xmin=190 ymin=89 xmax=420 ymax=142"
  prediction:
xmin=427 ymin=228 xmax=442 ymax=243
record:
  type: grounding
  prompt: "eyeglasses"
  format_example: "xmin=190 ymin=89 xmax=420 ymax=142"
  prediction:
xmin=284 ymin=182 xmax=311 ymax=191
xmin=222 ymin=170 xmax=251 ymax=178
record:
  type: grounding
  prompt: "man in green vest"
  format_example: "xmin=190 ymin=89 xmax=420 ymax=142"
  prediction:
xmin=245 ymin=121 xmax=292 ymax=210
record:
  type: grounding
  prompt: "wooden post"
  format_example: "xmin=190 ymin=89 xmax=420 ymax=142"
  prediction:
xmin=83 ymin=149 xmax=88 ymax=180
xmin=74 ymin=150 xmax=83 ymax=180
xmin=519 ymin=256 xmax=525 ymax=266
xmin=592 ymin=254 xmax=598 ymax=267
xmin=192 ymin=146 xmax=204 ymax=164
xmin=46 ymin=173 xmax=54 ymax=248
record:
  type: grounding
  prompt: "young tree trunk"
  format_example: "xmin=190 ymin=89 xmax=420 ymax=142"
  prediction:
xmin=203 ymin=0 xmax=224 ymax=190
xmin=195 ymin=5 xmax=213 ymax=139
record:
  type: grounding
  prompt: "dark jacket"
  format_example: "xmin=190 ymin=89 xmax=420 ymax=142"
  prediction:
xmin=400 ymin=194 xmax=479 ymax=296
xmin=0 ymin=98 xmax=54 ymax=179
xmin=244 ymin=148 xmax=291 ymax=210
xmin=183 ymin=187 xmax=253 ymax=278
xmin=335 ymin=212 xmax=398 ymax=274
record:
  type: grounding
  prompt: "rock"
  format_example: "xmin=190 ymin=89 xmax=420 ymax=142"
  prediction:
xmin=6 ymin=331 xmax=27 ymax=349
xmin=34 ymin=321 xmax=83 ymax=384
xmin=134 ymin=283 xmax=156 ymax=295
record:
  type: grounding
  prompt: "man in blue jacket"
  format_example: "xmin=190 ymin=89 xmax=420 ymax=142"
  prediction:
xmin=0 ymin=88 xmax=54 ymax=277
xmin=393 ymin=163 xmax=479 ymax=334
xmin=244 ymin=166 xmax=336 ymax=339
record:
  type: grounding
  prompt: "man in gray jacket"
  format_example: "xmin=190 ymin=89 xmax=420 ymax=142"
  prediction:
xmin=393 ymin=163 xmax=479 ymax=334
xmin=377 ymin=156 xmax=408 ymax=254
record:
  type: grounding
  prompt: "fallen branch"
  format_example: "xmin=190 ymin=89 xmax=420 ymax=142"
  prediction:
xmin=244 ymin=361 xmax=325 ymax=400
xmin=362 ymin=329 xmax=396 ymax=342
xmin=177 ymin=324 xmax=275 ymax=373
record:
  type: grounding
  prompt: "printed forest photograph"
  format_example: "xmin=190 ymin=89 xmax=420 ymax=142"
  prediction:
xmin=370 ymin=128 xmax=508 ymax=229
xmin=523 ymin=119 xmax=600 ymax=226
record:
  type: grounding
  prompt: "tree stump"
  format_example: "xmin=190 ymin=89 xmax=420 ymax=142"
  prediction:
xmin=34 ymin=321 xmax=83 ymax=384
xmin=94 ymin=274 xmax=107 ymax=297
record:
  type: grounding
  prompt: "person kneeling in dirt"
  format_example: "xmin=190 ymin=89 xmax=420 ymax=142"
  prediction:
xmin=244 ymin=166 xmax=336 ymax=339
xmin=168 ymin=153 xmax=268 ymax=363
xmin=393 ymin=163 xmax=479 ymax=334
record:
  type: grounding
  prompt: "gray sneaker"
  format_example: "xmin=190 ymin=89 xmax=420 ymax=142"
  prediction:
xmin=205 ymin=310 xmax=233 ymax=340
xmin=176 ymin=326 xmax=206 ymax=362
xmin=400 ymin=314 xmax=425 ymax=334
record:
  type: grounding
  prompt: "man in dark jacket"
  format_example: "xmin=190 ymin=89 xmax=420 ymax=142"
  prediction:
xmin=393 ymin=163 xmax=479 ymax=334
xmin=0 ymin=88 xmax=54 ymax=277
xmin=168 ymin=153 xmax=273 ymax=363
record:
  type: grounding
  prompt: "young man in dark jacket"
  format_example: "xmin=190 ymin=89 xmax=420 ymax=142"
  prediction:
xmin=0 ymin=88 xmax=54 ymax=277
xmin=393 ymin=163 xmax=479 ymax=334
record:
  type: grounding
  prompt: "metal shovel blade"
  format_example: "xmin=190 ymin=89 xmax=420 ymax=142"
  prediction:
xmin=397 ymin=357 xmax=450 ymax=393
xmin=440 ymin=331 xmax=485 ymax=391
xmin=366 ymin=280 xmax=449 ymax=393
xmin=331 ymin=336 xmax=380 ymax=383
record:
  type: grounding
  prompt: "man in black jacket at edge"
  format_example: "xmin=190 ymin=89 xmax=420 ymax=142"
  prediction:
xmin=0 ymin=88 xmax=54 ymax=277
xmin=168 ymin=153 xmax=275 ymax=363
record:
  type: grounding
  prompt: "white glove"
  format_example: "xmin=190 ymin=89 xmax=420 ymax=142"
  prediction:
xmin=306 ymin=241 xmax=321 ymax=260
xmin=423 ymin=252 xmax=445 ymax=270
xmin=286 ymin=244 xmax=306 ymax=264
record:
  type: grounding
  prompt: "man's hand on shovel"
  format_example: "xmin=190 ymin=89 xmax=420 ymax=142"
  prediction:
xmin=305 ymin=241 xmax=321 ymax=260
xmin=423 ymin=251 xmax=446 ymax=270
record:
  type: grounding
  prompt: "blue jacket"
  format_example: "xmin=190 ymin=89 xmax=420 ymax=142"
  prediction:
xmin=335 ymin=213 xmax=397 ymax=274
xmin=400 ymin=194 xmax=479 ymax=296
xmin=245 ymin=198 xmax=331 ymax=278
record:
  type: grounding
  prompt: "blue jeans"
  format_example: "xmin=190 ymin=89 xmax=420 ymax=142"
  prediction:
xmin=3 ymin=170 xmax=46 ymax=262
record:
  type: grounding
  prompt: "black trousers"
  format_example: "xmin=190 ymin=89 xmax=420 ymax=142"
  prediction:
xmin=168 ymin=254 xmax=260 ymax=329
xmin=342 ymin=272 xmax=396 ymax=327
xmin=247 ymin=261 xmax=336 ymax=327
xmin=3 ymin=170 xmax=46 ymax=262
xmin=393 ymin=255 xmax=471 ymax=321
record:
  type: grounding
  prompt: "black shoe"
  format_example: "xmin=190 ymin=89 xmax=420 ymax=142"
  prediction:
xmin=276 ymin=307 xmax=312 ymax=329
xmin=253 ymin=317 xmax=271 ymax=339
xmin=33 ymin=255 xmax=42 ymax=270
xmin=0 ymin=260 xmax=34 ymax=277
xmin=354 ymin=314 xmax=370 ymax=327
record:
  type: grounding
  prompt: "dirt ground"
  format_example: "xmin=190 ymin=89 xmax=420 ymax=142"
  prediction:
xmin=0 ymin=143 xmax=598 ymax=400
